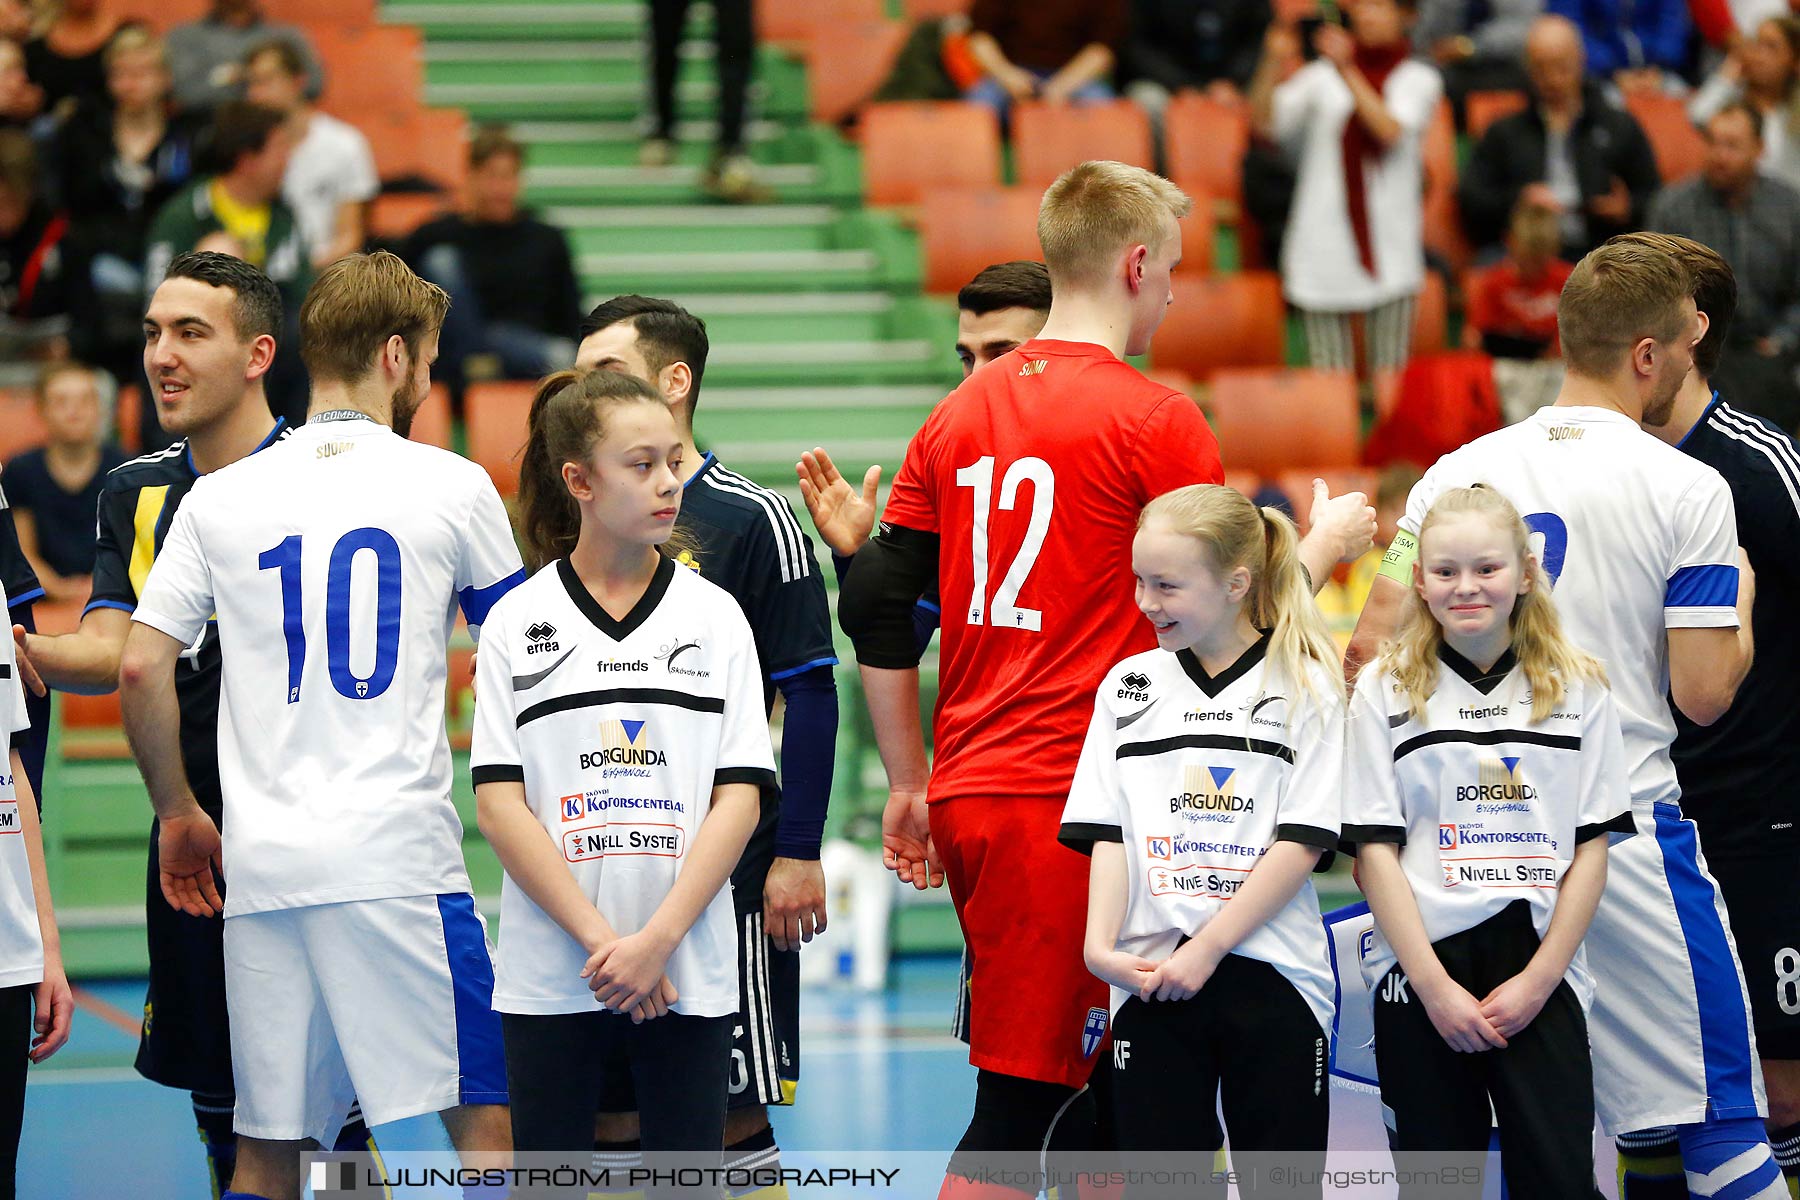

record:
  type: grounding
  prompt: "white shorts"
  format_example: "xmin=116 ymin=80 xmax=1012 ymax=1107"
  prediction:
xmin=1586 ymin=803 xmax=1766 ymax=1134
xmin=224 ymin=893 xmax=509 ymax=1142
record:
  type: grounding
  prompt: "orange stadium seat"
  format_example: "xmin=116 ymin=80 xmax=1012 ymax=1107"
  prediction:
xmin=1626 ymin=93 xmax=1707 ymax=182
xmin=1276 ymin=467 xmax=1378 ymax=531
xmin=1465 ymin=89 xmax=1528 ymax=140
xmin=1412 ymin=270 xmax=1449 ymax=356
xmin=1150 ymin=272 xmax=1287 ymax=379
xmin=804 ymin=19 xmax=909 ymax=124
xmin=862 ymin=102 xmax=1002 ymax=207
xmin=903 ymin=0 xmax=970 ymax=13
xmin=409 ymin=383 xmax=453 ymax=450
xmin=1012 ymin=100 xmax=1154 ymax=189
xmin=0 ymin=389 xmax=46 ymax=461
xmin=363 ymin=108 xmax=468 ymax=238
xmin=112 ymin=0 xmax=205 ymax=32
xmin=115 ymin=384 xmax=141 ymax=453
xmin=1164 ymin=94 xmax=1251 ymax=211
xmin=1223 ymin=469 xmax=1262 ymax=497
xmin=275 ymin=0 xmax=375 ymax=28
xmin=60 ymin=690 xmax=122 ymax=729
xmin=758 ymin=0 xmax=884 ymax=47
xmin=312 ymin=26 xmax=424 ymax=123
xmin=1208 ymin=369 xmax=1359 ymax=476
xmin=919 ymin=186 xmax=1043 ymax=294
xmin=465 ymin=381 xmax=535 ymax=497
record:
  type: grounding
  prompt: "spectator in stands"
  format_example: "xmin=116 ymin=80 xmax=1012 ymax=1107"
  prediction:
xmin=53 ymin=25 xmax=198 ymax=391
xmin=1547 ymin=0 xmax=1693 ymax=93
xmin=1121 ymin=0 xmax=1271 ymax=129
xmin=0 ymin=129 xmax=70 ymax=362
xmin=964 ymin=0 xmax=1126 ymax=123
xmin=1651 ymin=100 xmax=1800 ymax=430
xmin=1458 ymin=14 xmax=1660 ymax=259
xmin=1465 ymin=197 xmax=1573 ymax=358
xmin=642 ymin=0 xmax=763 ymax=202
xmin=143 ymin=100 xmax=308 ymax=434
xmin=1415 ymin=0 xmax=1541 ymax=122
xmin=0 ymin=39 xmax=43 ymax=129
xmin=22 ymin=0 xmax=118 ymax=119
xmin=406 ymin=126 xmax=580 ymax=397
xmin=3 ymin=362 xmax=123 ymax=604
xmin=1691 ymin=15 xmax=1800 ymax=189
xmin=164 ymin=0 xmax=320 ymax=116
xmin=242 ymin=38 xmax=375 ymax=268
xmin=1249 ymin=0 xmax=1441 ymax=375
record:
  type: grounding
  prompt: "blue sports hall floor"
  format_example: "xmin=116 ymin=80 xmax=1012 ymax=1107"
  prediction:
xmin=25 ymin=957 xmax=1618 ymax=1197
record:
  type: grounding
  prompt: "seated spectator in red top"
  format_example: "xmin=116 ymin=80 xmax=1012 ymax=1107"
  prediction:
xmin=0 ymin=129 xmax=69 ymax=362
xmin=3 ymin=362 xmax=125 ymax=604
xmin=964 ymin=0 xmax=1126 ymax=122
xmin=1465 ymin=198 xmax=1574 ymax=359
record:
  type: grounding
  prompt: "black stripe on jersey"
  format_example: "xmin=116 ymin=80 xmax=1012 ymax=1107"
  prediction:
xmin=1275 ymin=823 xmax=1339 ymax=853
xmin=1116 ymin=733 xmax=1295 ymax=763
xmin=1576 ymin=811 xmax=1636 ymax=843
xmin=715 ymin=767 xmax=778 ymax=791
xmin=1392 ymin=727 xmax=1580 ymax=762
xmin=1337 ymin=824 xmax=1408 ymax=857
xmin=470 ymin=764 xmax=524 ymax=786
xmin=1388 ymin=711 xmax=1408 ymax=729
xmin=1116 ymin=705 xmax=1154 ymax=730
xmin=516 ymin=688 xmax=724 ymax=728
xmin=0 ymin=665 xmax=9 ymax=679
xmin=1057 ymin=822 xmax=1123 ymax=855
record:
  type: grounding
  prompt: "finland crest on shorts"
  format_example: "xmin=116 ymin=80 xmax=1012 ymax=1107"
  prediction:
xmin=1082 ymin=1006 xmax=1108 ymax=1058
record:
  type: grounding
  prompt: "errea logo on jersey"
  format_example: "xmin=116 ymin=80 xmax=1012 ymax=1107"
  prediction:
xmin=525 ymin=621 xmax=560 ymax=654
xmin=1118 ymin=671 xmax=1152 ymax=702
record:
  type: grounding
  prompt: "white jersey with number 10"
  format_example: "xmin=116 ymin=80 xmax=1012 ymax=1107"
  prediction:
xmin=133 ymin=414 xmax=525 ymax=917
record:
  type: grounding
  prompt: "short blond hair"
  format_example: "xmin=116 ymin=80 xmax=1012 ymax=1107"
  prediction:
xmin=299 ymin=251 xmax=450 ymax=384
xmin=104 ymin=23 xmax=164 ymax=70
xmin=1037 ymin=161 xmax=1192 ymax=288
xmin=1557 ymin=238 xmax=1692 ymax=378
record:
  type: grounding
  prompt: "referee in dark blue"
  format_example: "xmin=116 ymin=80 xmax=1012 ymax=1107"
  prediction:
xmin=1633 ymin=230 xmax=1800 ymax=1200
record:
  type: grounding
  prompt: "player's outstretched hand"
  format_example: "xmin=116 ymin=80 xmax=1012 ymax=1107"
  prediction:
xmin=796 ymin=448 xmax=880 ymax=559
xmin=1477 ymin=970 xmax=1554 ymax=1042
xmin=10 ymin=625 xmax=45 ymax=698
xmin=764 ymin=856 xmax=827 ymax=951
xmin=584 ymin=929 xmax=675 ymax=1015
xmin=1085 ymin=949 xmax=1157 ymax=995
xmin=881 ymin=789 xmax=942 ymax=890
xmin=1418 ymin=977 xmax=1508 ymax=1053
xmin=1144 ymin=937 xmax=1225 ymax=1002
xmin=29 ymin=961 xmax=71 ymax=1062
xmin=1308 ymin=479 xmax=1377 ymax=564
xmin=158 ymin=808 xmax=223 ymax=917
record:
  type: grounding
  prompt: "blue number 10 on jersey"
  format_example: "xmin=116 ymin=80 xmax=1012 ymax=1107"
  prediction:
xmin=259 ymin=527 xmax=404 ymax=703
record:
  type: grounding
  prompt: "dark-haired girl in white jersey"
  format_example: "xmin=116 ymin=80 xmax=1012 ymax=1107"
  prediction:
xmin=469 ymin=369 xmax=775 ymax=1181
xmin=1060 ymin=484 xmax=1342 ymax=1198
xmin=1344 ymin=484 xmax=1631 ymax=1198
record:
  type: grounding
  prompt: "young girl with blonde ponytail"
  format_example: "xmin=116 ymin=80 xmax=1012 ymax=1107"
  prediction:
xmin=468 ymin=368 xmax=773 ymax=1167
xmin=1059 ymin=484 xmax=1343 ymax=1190
xmin=1342 ymin=484 xmax=1631 ymax=1199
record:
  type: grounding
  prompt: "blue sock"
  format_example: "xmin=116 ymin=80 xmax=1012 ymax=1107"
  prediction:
xmin=1680 ymin=1117 xmax=1787 ymax=1200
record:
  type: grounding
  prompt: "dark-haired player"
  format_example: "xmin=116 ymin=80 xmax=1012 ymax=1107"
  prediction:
xmin=577 ymin=295 xmax=837 ymax=1196
xmin=13 ymin=252 xmax=371 ymax=1198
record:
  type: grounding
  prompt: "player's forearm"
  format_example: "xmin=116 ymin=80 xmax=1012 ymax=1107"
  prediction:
xmin=1357 ymin=842 xmax=1453 ymax=994
xmin=643 ymin=782 xmax=760 ymax=951
xmin=859 ymin=664 xmax=930 ymax=795
xmin=476 ymin=781 xmax=617 ymax=954
xmin=117 ymin=626 xmax=200 ymax=820
xmin=1083 ymin=841 xmax=1129 ymax=962
xmin=772 ymin=666 xmax=837 ymax=859
xmin=1191 ymin=840 xmax=1320 ymax=959
xmin=1296 ymin=530 xmax=1339 ymax=598
xmin=24 ymin=623 xmax=125 ymax=694
xmin=1521 ymin=837 xmax=1606 ymax=991
xmin=11 ymin=753 xmax=59 ymax=961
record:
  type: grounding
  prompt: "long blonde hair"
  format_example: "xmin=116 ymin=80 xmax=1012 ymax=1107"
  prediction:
xmin=1387 ymin=485 xmax=1604 ymax=724
xmin=1139 ymin=485 xmax=1342 ymax=706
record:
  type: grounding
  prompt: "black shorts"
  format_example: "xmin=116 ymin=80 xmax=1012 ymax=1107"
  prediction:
xmin=135 ymin=794 xmax=232 ymax=1095
xmin=1706 ymin=851 xmax=1800 ymax=1060
xmin=599 ymin=790 xmax=798 ymax=1114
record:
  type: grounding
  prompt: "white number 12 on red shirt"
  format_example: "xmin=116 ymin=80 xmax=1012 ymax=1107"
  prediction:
xmin=953 ymin=455 xmax=1055 ymax=630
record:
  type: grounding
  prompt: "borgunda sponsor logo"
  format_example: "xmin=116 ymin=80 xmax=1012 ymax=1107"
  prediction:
xmin=1169 ymin=765 xmax=1253 ymax=821
xmin=580 ymin=718 xmax=668 ymax=776
xmin=1455 ymin=755 xmax=1535 ymax=804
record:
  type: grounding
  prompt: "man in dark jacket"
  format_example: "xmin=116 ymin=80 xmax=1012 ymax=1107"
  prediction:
xmin=1122 ymin=0 xmax=1271 ymax=111
xmin=1457 ymin=14 xmax=1661 ymax=259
